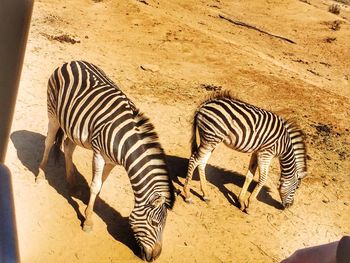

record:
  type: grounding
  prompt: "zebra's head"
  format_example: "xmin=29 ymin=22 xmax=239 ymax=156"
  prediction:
xmin=279 ymin=177 xmax=299 ymax=208
xmin=280 ymin=120 xmax=307 ymax=207
xmin=129 ymin=193 xmax=169 ymax=261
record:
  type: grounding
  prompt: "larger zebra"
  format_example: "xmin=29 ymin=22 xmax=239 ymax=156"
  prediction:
xmin=183 ymin=92 xmax=307 ymax=212
xmin=37 ymin=60 xmax=175 ymax=261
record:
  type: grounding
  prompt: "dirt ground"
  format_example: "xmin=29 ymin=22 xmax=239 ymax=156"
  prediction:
xmin=6 ymin=0 xmax=350 ymax=262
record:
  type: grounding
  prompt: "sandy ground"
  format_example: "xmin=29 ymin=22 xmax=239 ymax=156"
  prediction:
xmin=5 ymin=0 xmax=350 ymax=262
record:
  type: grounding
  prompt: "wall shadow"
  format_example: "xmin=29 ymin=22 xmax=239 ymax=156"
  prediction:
xmin=10 ymin=130 xmax=139 ymax=256
xmin=165 ymin=155 xmax=283 ymax=210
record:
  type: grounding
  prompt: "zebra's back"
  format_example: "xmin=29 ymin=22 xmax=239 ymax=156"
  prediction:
xmin=195 ymin=93 xmax=286 ymax=154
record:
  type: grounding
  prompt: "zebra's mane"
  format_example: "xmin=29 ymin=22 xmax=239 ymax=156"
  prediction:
xmin=133 ymin=110 xmax=176 ymax=208
xmin=285 ymin=120 xmax=308 ymax=179
xmin=202 ymin=90 xmax=243 ymax=104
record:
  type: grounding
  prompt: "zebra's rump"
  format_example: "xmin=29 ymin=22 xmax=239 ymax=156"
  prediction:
xmin=47 ymin=61 xmax=136 ymax=149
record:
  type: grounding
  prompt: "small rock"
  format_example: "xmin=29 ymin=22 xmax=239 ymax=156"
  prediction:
xmin=140 ymin=64 xmax=160 ymax=72
xmin=322 ymin=199 xmax=329 ymax=204
xmin=344 ymin=201 xmax=349 ymax=206
xmin=132 ymin=19 xmax=142 ymax=26
xmin=323 ymin=180 xmax=330 ymax=186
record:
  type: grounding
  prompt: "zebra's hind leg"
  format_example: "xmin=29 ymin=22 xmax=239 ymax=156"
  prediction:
xmin=183 ymin=145 xmax=214 ymax=203
xmin=83 ymin=153 xmax=114 ymax=232
xmin=238 ymin=152 xmax=258 ymax=211
xmin=63 ymin=138 xmax=77 ymax=193
xmin=245 ymin=152 xmax=273 ymax=213
xmin=37 ymin=117 xmax=59 ymax=184
xmin=183 ymin=152 xmax=199 ymax=203
xmin=198 ymin=150 xmax=212 ymax=202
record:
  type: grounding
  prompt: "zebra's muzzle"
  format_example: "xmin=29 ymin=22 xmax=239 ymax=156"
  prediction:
xmin=283 ymin=200 xmax=294 ymax=209
xmin=141 ymin=242 xmax=162 ymax=262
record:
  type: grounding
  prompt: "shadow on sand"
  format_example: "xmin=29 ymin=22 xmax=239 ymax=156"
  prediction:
xmin=11 ymin=130 xmax=139 ymax=256
xmin=11 ymin=130 xmax=283 ymax=254
xmin=165 ymin=154 xmax=283 ymax=210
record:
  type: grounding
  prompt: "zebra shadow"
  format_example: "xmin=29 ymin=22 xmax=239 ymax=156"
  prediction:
xmin=10 ymin=130 xmax=139 ymax=256
xmin=165 ymin=155 xmax=283 ymax=210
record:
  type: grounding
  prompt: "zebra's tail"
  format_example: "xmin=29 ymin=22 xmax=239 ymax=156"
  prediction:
xmin=190 ymin=111 xmax=199 ymax=155
xmin=53 ymin=127 xmax=64 ymax=163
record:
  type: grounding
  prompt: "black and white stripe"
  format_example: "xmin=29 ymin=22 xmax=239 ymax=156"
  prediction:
xmin=38 ymin=60 xmax=175 ymax=261
xmin=183 ymin=92 xmax=307 ymax=211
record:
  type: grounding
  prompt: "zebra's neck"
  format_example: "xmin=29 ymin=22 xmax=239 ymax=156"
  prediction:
xmin=279 ymin=143 xmax=299 ymax=182
xmin=113 ymin=113 xmax=174 ymax=208
xmin=284 ymin=121 xmax=307 ymax=179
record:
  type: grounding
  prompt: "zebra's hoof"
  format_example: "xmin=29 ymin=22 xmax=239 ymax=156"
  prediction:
xmin=174 ymin=188 xmax=181 ymax=196
xmin=239 ymin=200 xmax=249 ymax=212
xmin=35 ymin=173 xmax=46 ymax=185
xmin=82 ymin=224 xmax=93 ymax=233
xmin=239 ymin=202 xmax=245 ymax=211
xmin=185 ymin=197 xmax=193 ymax=204
xmin=203 ymin=196 xmax=210 ymax=202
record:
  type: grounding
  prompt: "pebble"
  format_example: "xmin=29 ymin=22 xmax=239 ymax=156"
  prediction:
xmin=140 ymin=64 xmax=160 ymax=72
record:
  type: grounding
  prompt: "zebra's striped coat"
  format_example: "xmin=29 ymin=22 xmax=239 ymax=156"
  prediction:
xmin=183 ymin=92 xmax=307 ymax=211
xmin=38 ymin=61 xmax=175 ymax=261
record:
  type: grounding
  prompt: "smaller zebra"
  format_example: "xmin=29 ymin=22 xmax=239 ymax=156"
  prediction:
xmin=183 ymin=92 xmax=307 ymax=212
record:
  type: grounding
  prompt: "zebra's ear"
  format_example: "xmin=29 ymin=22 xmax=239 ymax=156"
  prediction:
xmin=150 ymin=194 xmax=166 ymax=208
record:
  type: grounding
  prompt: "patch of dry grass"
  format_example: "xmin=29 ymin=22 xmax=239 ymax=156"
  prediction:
xmin=330 ymin=20 xmax=341 ymax=31
xmin=323 ymin=36 xmax=337 ymax=43
xmin=328 ymin=4 xmax=341 ymax=15
xmin=334 ymin=0 xmax=350 ymax=5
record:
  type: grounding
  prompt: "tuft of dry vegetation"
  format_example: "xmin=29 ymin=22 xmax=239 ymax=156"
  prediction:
xmin=321 ymin=20 xmax=342 ymax=31
xmin=41 ymin=33 xmax=81 ymax=44
xmin=334 ymin=0 xmax=350 ymax=5
xmin=328 ymin=4 xmax=341 ymax=15
xmin=323 ymin=36 xmax=337 ymax=43
xmin=200 ymin=83 xmax=222 ymax=91
xmin=330 ymin=20 xmax=341 ymax=31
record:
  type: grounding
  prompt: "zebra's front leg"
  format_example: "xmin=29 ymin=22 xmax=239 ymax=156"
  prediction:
xmin=83 ymin=152 xmax=105 ymax=232
xmin=245 ymin=152 xmax=272 ymax=213
xmin=238 ymin=153 xmax=258 ymax=211
xmin=63 ymin=138 xmax=77 ymax=192
xmin=198 ymin=150 xmax=212 ymax=202
xmin=37 ymin=117 xmax=59 ymax=184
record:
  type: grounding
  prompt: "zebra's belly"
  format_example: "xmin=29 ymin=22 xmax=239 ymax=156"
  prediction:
xmin=62 ymin=124 xmax=93 ymax=150
xmin=223 ymin=136 xmax=257 ymax=154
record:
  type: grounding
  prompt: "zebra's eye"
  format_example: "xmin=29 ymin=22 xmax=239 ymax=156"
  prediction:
xmin=151 ymin=219 xmax=160 ymax=227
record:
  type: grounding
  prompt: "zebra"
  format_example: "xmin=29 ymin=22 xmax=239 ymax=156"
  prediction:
xmin=37 ymin=60 xmax=175 ymax=261
xmin=183 ymin=92 xmax=307 ymax=212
